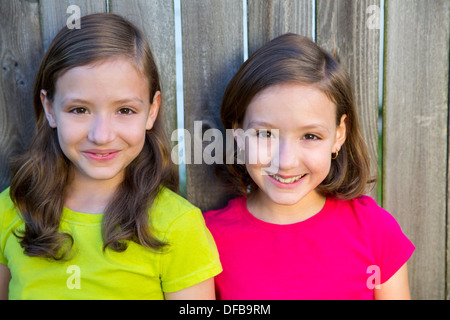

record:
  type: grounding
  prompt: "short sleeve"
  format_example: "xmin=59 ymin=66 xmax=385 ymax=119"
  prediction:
xmin=0 ymin=189 xmax=13 ymax=266
xmin=160 ymin=209 xmax=222 ymax=293
xmin=369 ymin=205 xmax=415 ymax=284
xmin=0 ymin=228 xmax=6 ymax=266
xmin=0 ymin=232 xmax=7 ymax=266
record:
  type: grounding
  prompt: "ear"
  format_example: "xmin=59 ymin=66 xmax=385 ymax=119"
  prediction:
xmin=146 ymin=91 xmax=161 ymax=130
xmin=40 ymin=90 xmax=57 ymax=128
xmin=333 ymin=114 xmax=347 ymax=152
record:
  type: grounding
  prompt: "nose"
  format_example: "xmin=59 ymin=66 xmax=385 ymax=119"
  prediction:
xmin=276 ymin=138 xmax=300 ymax=171
xmin=87 ymin=113 xmax=115 ymax=145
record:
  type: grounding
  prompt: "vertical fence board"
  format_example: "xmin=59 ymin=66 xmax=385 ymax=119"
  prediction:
xmin=384 ymin=0 xmax=449 ymax=300
xmin=446 ymin=5 xmax=450 ymax=302
xmin=247 ymin=0 xmax=313 ymax=55
xmin=182 ymin=0 xmax=243 ymax=211
xmin=39 ymin=0 xmax=107 ymax=52
xmin=110 ymin=0 xmax=177 ymax=140
xmin=0 ymin=0 xmax=42 ymax=192
xmin=316 ymin=0 xmax=380 ymax=202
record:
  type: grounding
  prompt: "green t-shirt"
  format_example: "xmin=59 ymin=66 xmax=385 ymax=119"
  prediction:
xmin=0 ymin=187 xmax=222 ymax=299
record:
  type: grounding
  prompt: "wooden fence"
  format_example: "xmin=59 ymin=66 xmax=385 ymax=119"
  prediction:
xmin=0 ymin=0 xmax=449 ymax=300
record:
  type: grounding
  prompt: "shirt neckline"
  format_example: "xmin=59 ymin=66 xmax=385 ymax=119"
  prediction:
xmin=238 ymin=195 xmax=337 ymax=232
xmin=61 ymin=207 xmax=104 ymax=225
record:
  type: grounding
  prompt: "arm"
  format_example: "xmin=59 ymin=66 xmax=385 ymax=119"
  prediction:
xmin=164 ymin=277 xmax=215 ymax=300
xmin=0 ymin=263 xmax=11 ymax=300
xmin=374 ymin=263 xmax=410 ymax=300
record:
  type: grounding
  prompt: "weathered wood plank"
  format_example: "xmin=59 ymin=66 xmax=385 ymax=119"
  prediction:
xmin=0 ymin=0 xmax=43 ymax=192
xmin=247 ymin=0 xmax=313 ymax=55
xmin=316 ymin=0 xmax=380 ymax=202
xmin=181 ymin=0 xmax=243 ymax=211
xmin=109 ymin=0 xmax=177 ymax=142
xmin=383 ymin=0 xmax=449 ymax=300
xmin=39 ymin=0 xmax=106 ymax=52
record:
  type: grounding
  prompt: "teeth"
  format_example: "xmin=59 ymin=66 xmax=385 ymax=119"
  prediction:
xmin=270 ymin=174 xmax=305 ymax=184
xmin=95 ymin=153 xmax=109 ymax=157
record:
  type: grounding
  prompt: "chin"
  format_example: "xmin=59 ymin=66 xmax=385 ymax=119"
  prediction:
xmin=80 ymin=168 xmax=124 ymax=183
xmin=267 ymin=193 xmax=306 ymax=206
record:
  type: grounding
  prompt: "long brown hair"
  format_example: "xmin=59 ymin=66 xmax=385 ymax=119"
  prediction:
xmin=10 ymin=13 xmax=178 ymax=260
xmin=219 ymin=33 xmax=374 ymax=199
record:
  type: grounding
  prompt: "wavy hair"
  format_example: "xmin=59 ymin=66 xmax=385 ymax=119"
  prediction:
xmin=218 ymin=33 xmax=374 ymax=199
xmin=10 ymin=13 xmax=178 ymax=260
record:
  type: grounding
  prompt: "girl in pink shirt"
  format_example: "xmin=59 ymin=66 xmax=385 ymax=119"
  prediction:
xmin=204 ymin=33 xmax=414 ymax=300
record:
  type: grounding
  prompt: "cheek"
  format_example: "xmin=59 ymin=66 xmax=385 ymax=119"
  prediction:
xmin=304 ymin=148 xmax=333 ymax=176
xmin=245 ymin=162 xmax=264 ymax=188
xmin=54 ymin=127 xmax=83 ymax=166
xmin=56 ymin=122 xmax=84 ymax=152
xmin=245 ymin=137 xmax=276 ymax=166
xmin=118 ymin=124 xmax=148 ymax=150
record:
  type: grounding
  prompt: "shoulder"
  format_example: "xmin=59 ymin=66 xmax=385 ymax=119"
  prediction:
xmin=149 ymin=187 xmax=204 ymax=236
xmin=335 ymin=195 xmax=414 ymax=252
xmin=336 ymin=195 xmax=400 ymax=230
xmin=153 ymin=187 xmax=198 ymax=215
xmin=338 ymin=194 xmax=380 ymax=211
xmin=0 ymin=187 xmax=21 ymax=228
xmin=203 ymin=197 xmax=245 ymax=228
xmin=0 ymin=188 xmax=14 ymax=211
xmin=0 ymin=187 xmax=22 ymax=263
xmin=337 ymin=196 xmax=414 ymax=283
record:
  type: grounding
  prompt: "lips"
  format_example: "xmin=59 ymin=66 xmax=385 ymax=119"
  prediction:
xmin=83 ymin=149 xmax=120 ymax=161
xmin=269 ymin=173 xmax=306 ymax=184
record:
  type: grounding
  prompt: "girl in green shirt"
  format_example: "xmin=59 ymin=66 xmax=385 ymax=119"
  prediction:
xmin=0 ymin=13 xmax=221 ymax=300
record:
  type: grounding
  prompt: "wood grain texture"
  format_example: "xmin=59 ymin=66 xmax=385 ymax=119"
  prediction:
xmin=0 ymin=0 xmax=43 ymax=192
xmin=181 ymin=0 xmax=243 ymax=211
xmin=39 ymin=0 xmax=106 ymax=52
xmin=317 ymin=0 xmax=380 ymax=201
xmin=383 ymin=0 xmax=449 ymax=300
xmin=109 ymin=0 xmax=177 ymax=139
xmin=247 ymin=0 xmax=313 ymax=55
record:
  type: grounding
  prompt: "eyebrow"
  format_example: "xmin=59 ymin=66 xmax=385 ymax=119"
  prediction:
xmin=248 ymin=121 xmax=330 ymax=133
xmin=61 ymin=98 xmax=91 ymax=106
xmin=113 ymin=97 xmax=146 ymax=105
xmin=61 ymin=97 xmax=146 ymax=106
xmin=300 ymin=124 xmax=331 ymax=133
xmin=247 ymin=121 xmax=276 ymax=128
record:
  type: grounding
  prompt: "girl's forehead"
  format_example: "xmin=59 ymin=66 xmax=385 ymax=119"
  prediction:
xmin=252 ymin=83 xmax=330 ymax=102
xmin=59 ymin=57 xmax=144 ymax=77
xmin=53 ymin=58 xmax=151 ymax=105
xmin=244 ymin=83 xmax=336 ymax=123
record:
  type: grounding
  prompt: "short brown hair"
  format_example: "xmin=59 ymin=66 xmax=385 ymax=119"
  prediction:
xmin=219 ymin=33 xmax=374 ymax=199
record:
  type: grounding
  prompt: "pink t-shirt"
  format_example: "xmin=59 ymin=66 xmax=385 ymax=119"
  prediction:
xmin=204 ymin=195 xmax=415 ymax=300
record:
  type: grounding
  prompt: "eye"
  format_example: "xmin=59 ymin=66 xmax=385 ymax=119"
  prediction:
xmin=70 ymin=107 xmax=88 ymax=114
xmin=303 ymin=134 xmax=319 ymax=140
xmin=256 ymin=130 xmax=272 ymax=138
xmin=117 ymin=107 xmax=135 ymax=115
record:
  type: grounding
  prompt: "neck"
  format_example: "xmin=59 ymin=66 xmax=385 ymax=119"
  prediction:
xmin=64 ymin=170 xmax=123 ymax=214
xmin=246 ymin=190 xmax=326 ymax=225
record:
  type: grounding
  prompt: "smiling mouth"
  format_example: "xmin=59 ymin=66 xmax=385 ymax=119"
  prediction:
xmin=83 ymin=150 xmax=119 ymax=160
xmin=269 ymin=174 xmax=306 ymax=184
